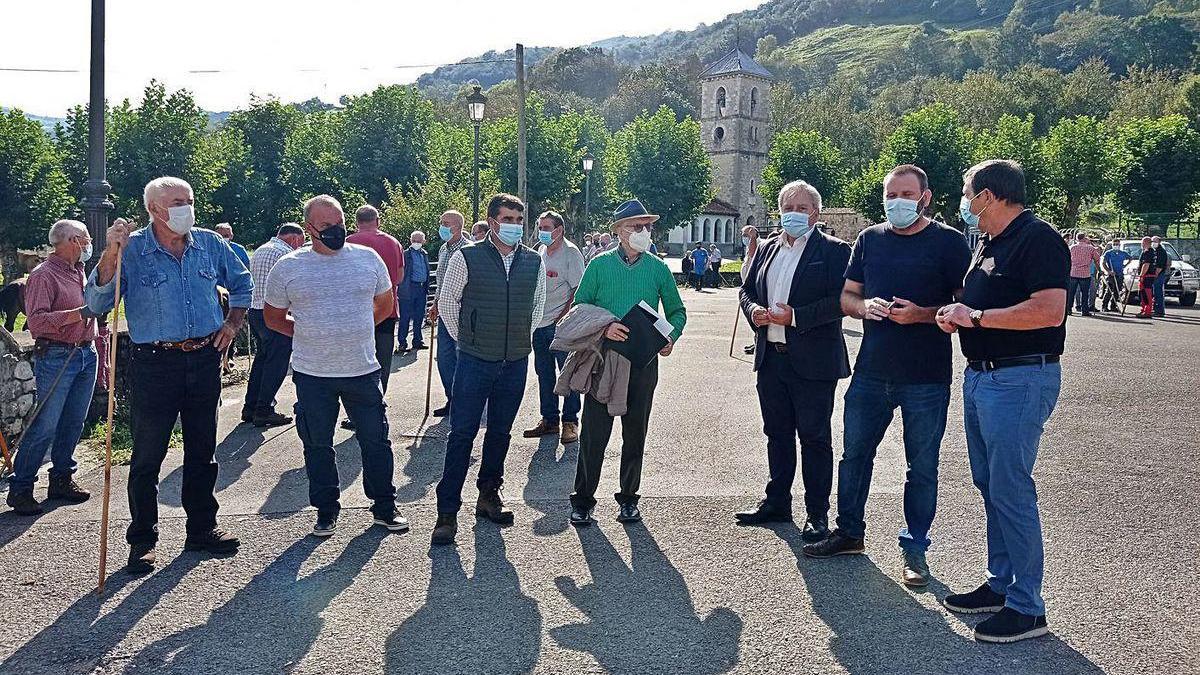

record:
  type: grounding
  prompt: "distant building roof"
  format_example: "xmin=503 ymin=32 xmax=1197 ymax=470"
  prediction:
xmin=701 ymin=198 xmax=740 ymax=217
xmin=701 ymin=48 xmax=774 ymax=80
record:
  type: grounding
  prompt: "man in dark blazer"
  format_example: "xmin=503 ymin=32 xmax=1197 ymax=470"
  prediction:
xmin=734 ymin=180 xmax=851 ymax=542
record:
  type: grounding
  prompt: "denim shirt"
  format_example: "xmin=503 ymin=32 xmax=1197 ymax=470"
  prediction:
xmin=85 ymin=226 xmax=254 ymax=344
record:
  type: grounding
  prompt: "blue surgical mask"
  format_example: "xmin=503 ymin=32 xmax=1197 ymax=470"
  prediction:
xmin=959 ymin=195 xmax=981 ymax=228
xmin=742 ymin=237 xmax=750 ymax=248
xmin=438 ymin=225 xmax=453 ymax=241
xmin=497 ymin=223 xmax=524 ymax=247
xmin=537 ymin=230 xmax=554 ymax=246
xmin=884 ymin=198 xmax=921 ymax=229
xmin=780 ymin=211 xmax=811 ymax=239
xmin=78 ymin=240 xmax=93 ymax=263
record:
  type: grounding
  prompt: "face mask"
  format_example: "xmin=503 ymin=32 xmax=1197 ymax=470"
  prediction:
xmin=884 ymin=197 xmax=921 ymax=229
xmin=315 ymin=224 xmax=346 ymax=251
xmin=497 ymin=223 xmax=524 ymax=247
xmin=537 ymin=231 xmax=554 ymax=246
xmin=1152 ymin=242 xmax=1159 ymax=249
xmin=166 ymin=204 xmax=195 ymax=235
xmin=780 ymin=211 xmax=811 ymax=239
xmin=959 ymin=195 xmax=983 ymax=228
xmin=438 ymin=225 xmax=453 ymax=242
xmin=411 ymin=242 xmax=424 ymax=250
xmin=742 ymin=237 xmax=750 ymax=247
xmin=628 ymin=229 xmax=652 ymax=253
xmin=78 ymin=240 xmax=93 ymax=263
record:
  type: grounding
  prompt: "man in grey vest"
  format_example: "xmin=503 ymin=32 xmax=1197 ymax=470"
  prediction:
xmin=432 ymin=193 xmax=546 ymax=545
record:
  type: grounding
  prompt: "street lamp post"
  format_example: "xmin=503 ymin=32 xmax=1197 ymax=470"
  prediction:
xmin=82 ymin=0 xmax=113 ymax=266
xmin=467 ymin=85 xmax=488 ymax=224
xmin=582 ymin=152 xmax=594 ymax=235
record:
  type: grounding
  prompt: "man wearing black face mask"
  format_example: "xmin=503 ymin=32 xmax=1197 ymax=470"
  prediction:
xmin=263 ymin=195 xmax=406 ymax=538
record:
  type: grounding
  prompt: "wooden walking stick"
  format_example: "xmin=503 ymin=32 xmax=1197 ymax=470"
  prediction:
xmin=0 ymin=427 xmax=12 ymax=476
xmin=424 ymin=305 xmax=436 ymax=419
xmin=728 ymin=300 xmax=740 ymax=358
xmin=98 ymin=244 xmax=123 ymax=595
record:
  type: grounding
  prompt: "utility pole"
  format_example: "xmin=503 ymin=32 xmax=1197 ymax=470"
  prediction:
xmin=82 ymin=0 xmax=113 ymax=268
xmin=516 ymin=43 xmax=528 ymax=234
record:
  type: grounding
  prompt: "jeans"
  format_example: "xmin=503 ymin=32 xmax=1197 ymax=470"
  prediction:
xmin=398 ymin=281 xmax=427 ymax=349
xmin=10 ymin=345 xmax=98 ymax=491
xmin=436 ymin=319 xmax=457 ymax=404
xmin=571 ymin=358 xmax=658 ymax=509
xmin=293 ymin=370 xmax=396 ymax=519
xmin=1067 ymin=276 xmax=1092 ymax=313
xmin=1153 ymin=271 xmax=1168 ymax=314
xmin=374 ymin=317 xmax=396 ymax=393
xmin=835 ymin=373 xmax=950 ymax=552
xmin=126 ymin=344 xmax=222 ymax=546
xmin=963 ymin=361 xmax=1061 ymax=616
xmin=1102 ymin=273 xmax=1124 ymax=311
xmin=243 ymin=308 xmax=292 ymax=416
xmin=436 ymin=351 xmax=528 ymax=513
xmin=691 ymin=272 xmax=704 ymax=291
xmin=532 ymin=324 xmax=580 ymax=425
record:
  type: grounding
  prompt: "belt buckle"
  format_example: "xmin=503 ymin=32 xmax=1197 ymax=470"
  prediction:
xmin=181 ymin=339 xmax=201 ymax=352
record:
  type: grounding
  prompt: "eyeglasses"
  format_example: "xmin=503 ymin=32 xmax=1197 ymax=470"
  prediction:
xmin=623 ymin=223 xmax=650 ymax=233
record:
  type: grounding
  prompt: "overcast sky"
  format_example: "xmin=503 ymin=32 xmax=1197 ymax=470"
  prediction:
xmin=0 ymin=0 xmax=765 ymax=118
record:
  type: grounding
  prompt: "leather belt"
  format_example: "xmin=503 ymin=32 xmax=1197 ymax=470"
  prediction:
xmin=967 ymin=354 xmax=1059 ymax=372
xmin=149 ymin=334 xmax=215 ymax=352
xmin=34 ymin=337 xmax=92 ymax=350
xmin=769 ymin=343 xmax=789 ymax=353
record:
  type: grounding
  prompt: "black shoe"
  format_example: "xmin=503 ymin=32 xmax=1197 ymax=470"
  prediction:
xmin=569 ymin=505 xmax=594 ymax=527
xmin=340 ymin=418 xmax=356 ymax=431
xmin=432 ymin=404 xmax=450 ymax=418
xmin=616 ymin=503 xmax=641 ymax=523
xmin=1154 ymin=312 xmax=1165 ymax=317
xmin=6 ymin=490 xmax=42 ymax=515
xmin=431 ymin=513 xmax=457 ymax=546
xmin=374 ymin=511 xmax=410 ymax=532
xmin=1081 ymin=311 xmax=1092 ymax=316
xmin=126 ymin=544 xmax=156 ymax=574
xmin=253 ymin=411 xmax=293 ymax=427
xmin=476 ymin=488 xmax=515 ymax=525
xmin=312 ymin=514 xmax=337 ymax=537
xmin=974 ymin=607 xmax=1049 ymax=643
xmin=944 ymin=582 xmax=1007 ymax=614
xmin=240 ymin=409 xmax=255 ymax=424
xmin=743 ymin=344 xmax=755 ymax=354
xmin=734 ymin=500 xmax=792 ymax=526
xmin=802 ymin=529 xmax=864 ymax=558
xmin=413 ymin=343 xmax=428 ymax=351
xmin=801 ymin=517 xmax=830 ymax=543
xmin=47 ymin=475 xmax=90 ymax=503
xmin=396 ymin=345 xmax=409 ymax=354
xmin=184 ymin=528 xmax=240 ymax=554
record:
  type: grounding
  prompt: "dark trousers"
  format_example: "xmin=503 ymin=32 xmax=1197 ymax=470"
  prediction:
xmin=374 ymin=317 xmax=396 ymax=393
xmin=691 ymin=272 xmax=704 ymax=291
xmin=709 ymin=261 xmax=722 ymax=287
xmin=243 ymin=308 xmax=292 ymax=416
xmin=756 ymin=347 xmax=837 ymax=521
xmin=436 ymin=351 xmax=528 ymax=513
xmin=436 ymin=319 xmax=457 ymax=403
xmin=571 ymin=358 xmax=659 ymax=510
xmin=398 ymin=281 xmax=428 ymax=349
xmin=1068 ymin=276 xmax=1092 ymax=313
xmin=1102 ymin=273 xmax=1125 ymax=311
xmin=293 ymin=370 xmax=396 ymax=519
xmin=532 ymin=324 xmax=580 ymax=425
xmin=127 ymin=344 xmax=222 ymax=546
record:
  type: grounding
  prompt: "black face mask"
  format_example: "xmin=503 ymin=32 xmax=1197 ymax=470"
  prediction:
xmin=315 ymin=224 xmax=346 ymax=251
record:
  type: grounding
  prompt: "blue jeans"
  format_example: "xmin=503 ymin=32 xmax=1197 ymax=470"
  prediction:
xmin=436 ymin=319 xmax=457 ymax=403
xmin=292 ymin=370 xmax=396 ymax=519
xmin=10 ymin=345 xmax=97 ymax=491
xmin=963 ymin=362 xmax=1061 ymax=616
xmin=398 ymin=281 xmax=427 ymax=348
xmin=1068 ymin=276 xmax=1092 ymax=312
xmin=835 ymin=373 xmax=949 ymax=552
xmin=436 ymin=351 xmax=528 ymax=513
xmin=532 ymin=324 xmax=580 ymax=425
xmin=1153 ymin=272 xmax=1168 ymax=314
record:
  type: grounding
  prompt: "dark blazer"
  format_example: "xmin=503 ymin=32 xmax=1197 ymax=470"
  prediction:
xmin=739 ymin=229 xmax=851 ymax=379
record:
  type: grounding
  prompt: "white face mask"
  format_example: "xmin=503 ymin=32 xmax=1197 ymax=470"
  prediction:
xmin=166 ymin=204 xmax=195 ymax=235
xmin=411 ymin=242 xmax=424 ymax=250
xmin=628 ymin=229 xmax=652 ymax=253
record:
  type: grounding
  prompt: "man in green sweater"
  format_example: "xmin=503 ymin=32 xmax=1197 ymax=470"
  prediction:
xmin=568 ymin=199 xmax=687 ymax=525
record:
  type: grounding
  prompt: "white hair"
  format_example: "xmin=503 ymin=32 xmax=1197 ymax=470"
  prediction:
xmin=143 ymin=176 xmax=193 ymax=214
xmin=410 ymin=230 xmax=426 ymax=242
xmin=441 ymin=210 xmax=465 ymax=226
xmin=303 ymin=194 xmax=343 ymax=222
xmin=777 ymin=180 xmax=823 ymax=212
xmin=48 ymin=219 xmax=87 ymax=245
xmin=214 ymin=222 xmax=233 ymax=235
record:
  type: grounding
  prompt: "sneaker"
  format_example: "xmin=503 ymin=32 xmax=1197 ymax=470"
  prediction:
xmin=802 ymin=529 xmax=865 ymax=558
xmin=311 ymin=514 xmax=337 ymax=537
xmin=901 ymin=550 xmax=931 ymax=587
xmin=944 ymin=582 xmax=1006 ymax=614
xmin=616 ymin=503 xmax=642 ymax=523
xmin=253 ymin=411 xmax=293 ymax=428
xmin=974 ymin=607 xmax=1049 ymax=643
xmin=47 ymin=475 xmax=91 ymax=503
xmin=126 ymin=544 xmax=156 ymax=575
xmin=374 ymin=512 xmax=410 ymax=532
xmin=184 ymin=528 xmax=240 ymax=554
xmin=569 ymin=505 xmax=594 ymax=526
xmin=5 ymin=490 xmax=42 ymax=515
xmin=560 ymin=422 xmax=579 ymax=445
xmin=523 ymin=420 xmax=560 ymax=438
xmin=431 ymin=513 xmax=457 ymax=546
xmin=240 ymin=409 xmax=255 ymax=424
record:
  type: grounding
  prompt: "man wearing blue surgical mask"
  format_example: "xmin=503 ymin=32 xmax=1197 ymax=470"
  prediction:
xmin=804 ymin=164 xmax=971 ymax=588
xmin=734 ymin=180 xmax=851 ymax=545
xmin=432 ymin=193 xmax=546 ymax=546
xmin=428 ymin=210 xmax=468 ymax=417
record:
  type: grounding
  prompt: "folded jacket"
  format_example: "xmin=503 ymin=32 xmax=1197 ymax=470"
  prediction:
xmin=551 ymin=303 xmax=632 ymax=417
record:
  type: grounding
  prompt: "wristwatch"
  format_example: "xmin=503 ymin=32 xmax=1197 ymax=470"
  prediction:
xmin=969 ymin=309 xmax=984 ymax=328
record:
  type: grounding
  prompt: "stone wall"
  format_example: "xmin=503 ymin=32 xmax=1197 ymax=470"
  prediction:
xmin=0 ymin=328 xmax=37 ymax=441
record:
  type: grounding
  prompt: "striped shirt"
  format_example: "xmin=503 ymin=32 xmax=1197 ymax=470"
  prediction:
xmin=249 ymin=237 xmax=294 ymax=310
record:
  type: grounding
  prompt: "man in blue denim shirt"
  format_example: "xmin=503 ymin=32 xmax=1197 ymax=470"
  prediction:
xmin=86 ymin=176 xmax=252 ymax=576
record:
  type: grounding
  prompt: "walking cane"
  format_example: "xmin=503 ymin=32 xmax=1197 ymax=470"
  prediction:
xmin=0 ymin=427 xmax=11 ymax=477
xmin=98 ymin=244 xmax=122 ymax=595
xmin=424 ymin=306 xmax=436 ymax=419
xmin=728 ymin=301 xmax=740 ymax=358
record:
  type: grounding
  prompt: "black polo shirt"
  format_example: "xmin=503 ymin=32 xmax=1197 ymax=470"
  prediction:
xmin=959 ymin=210 xmax=1070 ymax=361
xmin=1139 ymin=248 xmax=1156 ymax=276
xmin=1153 ymin=246 xmax=1170 ymax=275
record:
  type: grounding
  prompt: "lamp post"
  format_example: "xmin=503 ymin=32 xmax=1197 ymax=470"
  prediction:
xmin=467 ymin=85 xmax=487 ymax=224
xmin=82 ymin=0 xmax=113 ymax=267
xmin=582 ymin=151 xmax=594 ymax=235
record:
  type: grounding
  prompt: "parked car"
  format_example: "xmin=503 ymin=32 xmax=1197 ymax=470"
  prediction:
xmin=1116 ymin=240 xmax=1199 ymax=307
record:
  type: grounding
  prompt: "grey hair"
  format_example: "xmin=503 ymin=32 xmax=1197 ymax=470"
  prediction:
xmin=441 ymin=210 xmax=465 ymax=226
xmin=143 ymin=176 xmax=193 ymax=214
xmin=777 ymin=179 xmax=822 ymax=212
xmin=48 ymin=219 xmax=87 ymax=245
xmin=303 ymin=194 xmax=343 ymax=222
xmin=410 ymin=230 xmax=426 ymax=242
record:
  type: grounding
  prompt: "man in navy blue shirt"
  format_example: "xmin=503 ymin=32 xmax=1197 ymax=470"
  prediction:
xmin=803 ymin=165 xmax=971 ymax=590
xmin=398 ymin=230 xmax=431 ymax=351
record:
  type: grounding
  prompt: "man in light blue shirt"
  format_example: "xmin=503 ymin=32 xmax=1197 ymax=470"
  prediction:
xmin=1101 ymin=239 xmax=1131 ymax=312
xmin=85 ymin=176 xmax=252 ymax=576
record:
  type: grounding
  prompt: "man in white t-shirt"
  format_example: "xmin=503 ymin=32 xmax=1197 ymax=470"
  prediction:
xmin=263 ymin=194 xmax=407 ymax=538
xmin=523 ymin=210 xmax=586 ymax=445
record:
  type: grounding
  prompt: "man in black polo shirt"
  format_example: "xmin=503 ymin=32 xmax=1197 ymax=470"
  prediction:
xmin=802 ymin=165 xmax=971 ymax=590
xmin=935 ymin=159 xmax=1069 ymax=644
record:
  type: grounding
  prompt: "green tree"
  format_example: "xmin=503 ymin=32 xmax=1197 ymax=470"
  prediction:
xmin=338 ymin=85 xmax=434 ymax=204
xmin=1114 ymin=115 xmax=1200 ymax=219
xmin=1131 ymin=15 xmax=1197 ymax=72
xmin=559 ymin=109 xmax=612 ymax=234
xmin=0 ymin=109 xmax=73 ymax=275
xmin=1169 ymin=75 xmax=1200 ymax=130
xmin=1108 ymin=67 xmax=1179 ymax=124
xmin=282 ymin=110 xmax=360 ymax=215
xmin=604 ymin=106 xmax=712 ymax=236
xmin=760 ymin=129 xmax=849 ymax=208
xmin=530 ymin=47 xmax=621 ymax=101
xmin=214 ymin=98 xmax=303 ymax=243
xmin=485 ymin=92 xmax=583 ymax=215
xmin=1042 ymin=115 xmax=1117 ymax=227
xmin=973 ymin=114 xmax=1048 ymax=208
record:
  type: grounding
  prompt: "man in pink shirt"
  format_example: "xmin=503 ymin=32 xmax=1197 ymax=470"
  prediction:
xmin=1068 ymin=232 xmax=1101 ymax=316
xmin=346 ymin=205 xmax=404 ymax=395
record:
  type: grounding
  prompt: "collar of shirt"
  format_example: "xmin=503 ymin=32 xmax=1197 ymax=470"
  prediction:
xmin=138 ymin=223 xmax=199 ymax=257
xmin=616 ymin=246 xmax=644 ymax=268
xmin=779 ymin=229 xmax=811 ymax=250
xmin=46 ymin=252 xmax=82 ymax=273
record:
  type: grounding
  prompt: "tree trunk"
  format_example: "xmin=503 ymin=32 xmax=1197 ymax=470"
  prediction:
xmin=1063 ymin=196 xmax=1081 ymax=230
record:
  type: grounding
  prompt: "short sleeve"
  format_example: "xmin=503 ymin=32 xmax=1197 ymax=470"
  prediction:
xmin=566 ymin=248 xmax=585 ymax=288
xmin=844 ymin=231 xmax=866 ymax=282
xmin=370 ymin=250 xmax=392 ymax=296
xmin=263 ymin=258 xmax=291 ymax=309
xmin=944 ymin=230 xmax=972 ymax=290
xmin=1015 ymin=227 xmax=1070 ymax=293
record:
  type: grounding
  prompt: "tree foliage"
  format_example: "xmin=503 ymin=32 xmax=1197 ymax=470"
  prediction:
xmin=1042 ymin=115 xmax=1117 ymax=227
xmin=760 ymin=129 xmax=849 ymax=208
xmin=1114 ymin=115 xmax=1200 ymax=217
xmin=0 ymin=109 xmax=73 ymax=254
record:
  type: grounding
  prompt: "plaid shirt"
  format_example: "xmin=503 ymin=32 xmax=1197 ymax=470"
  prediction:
xmin=435 ymin=234 xmax=470 ymax=300
xmin=25 ymin=253 xmax=96 ymax=343
xmin=249 ymin=237 xmax=294 ymax=309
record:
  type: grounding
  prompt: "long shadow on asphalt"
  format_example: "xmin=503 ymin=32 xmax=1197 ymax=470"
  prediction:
xmin=522 ymin=433 xmax=579 ymax=536
xmin=0 ymin=553 xmax=200 ymax=673
xmin=259 ymin=436 xmax=364 ymax=518
xmin=159 ymin=422 xmax=296 ymax=507
xmin=768 ymin=524 xmax=1104 ymax=675
xmin=119 ymin=529 xmax=385 ymax=673
xmin=385 ymin=524 xmax=542 ymax=674
xmin=550 ymin=523 xmax=744 ymax=673
xmin=0 ymin=496 xmax=74 ymax=551
xmin=395 ymin=418 xmax=451 ymax=504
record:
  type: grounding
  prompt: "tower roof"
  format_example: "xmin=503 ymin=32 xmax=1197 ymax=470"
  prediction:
xmin=700 ymin=48 xmax=773 ymax=80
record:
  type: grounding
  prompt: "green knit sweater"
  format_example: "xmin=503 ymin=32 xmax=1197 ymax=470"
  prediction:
xmin=575 ymin=248 xmax=687 ymax=342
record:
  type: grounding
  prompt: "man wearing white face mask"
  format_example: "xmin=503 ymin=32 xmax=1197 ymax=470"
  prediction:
xmin=804 ymin=165 xmax=971 ymax=587
xmin=86 ymin=176 xmax=253 ymax=575
xmin=398 ymin=230 xmax=431 ymax=352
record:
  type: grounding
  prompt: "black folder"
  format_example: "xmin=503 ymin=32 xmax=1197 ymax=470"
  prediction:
xmin=603 ymin=302 xmax=671 ymax=368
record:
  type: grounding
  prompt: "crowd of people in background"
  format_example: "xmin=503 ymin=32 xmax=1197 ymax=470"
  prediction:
xmin=1066 ymin=232 xmax=1175 ymax=319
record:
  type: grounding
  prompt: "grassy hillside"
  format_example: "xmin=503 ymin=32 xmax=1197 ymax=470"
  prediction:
xmin=773 ymin=22 xmax=992 ymax=72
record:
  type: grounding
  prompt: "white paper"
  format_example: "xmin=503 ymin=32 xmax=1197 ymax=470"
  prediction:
xmin=638 ymin=300 xmax=673 ymax=338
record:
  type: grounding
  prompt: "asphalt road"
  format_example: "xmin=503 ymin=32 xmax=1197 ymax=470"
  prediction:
xmin=0 ymin=288 xmax=1197 ymax=674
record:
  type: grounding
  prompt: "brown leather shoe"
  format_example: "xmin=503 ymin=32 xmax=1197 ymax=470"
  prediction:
xmin=47 ymin=475 xmax=90 ymax=503
xmin=560 ymin=421 xmax=579 ymax=445
xmin=523 ymin=420 xmax=560 ymax=438
xmin=431 ymin=513 xmax=457 ymax=546
xmin=127 ymin=544 xmax=156 ymax=575
xmin=476 ymin=488 xmax=515 ymax=525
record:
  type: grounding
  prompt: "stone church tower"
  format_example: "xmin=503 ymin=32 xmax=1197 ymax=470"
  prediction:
xmin=699 ymin=48 xmax=773 ymax=230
